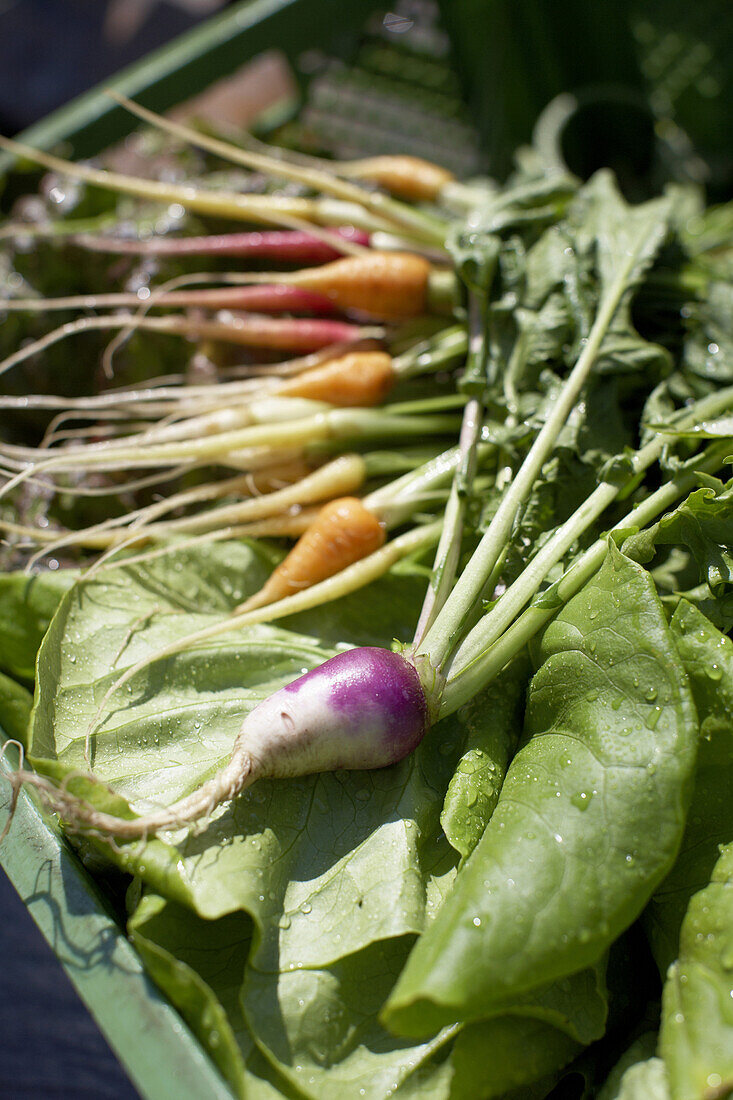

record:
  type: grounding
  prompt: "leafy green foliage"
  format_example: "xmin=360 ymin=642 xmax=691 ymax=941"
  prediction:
xmin=659 ymin=844 xmax=733 ymax=1100
xmin=624 ymin=477 xmax=733 ymax=597
xmin=128 ymin=894 xmax=290 ymax=1099
xmin=645 ymin=601 xmax=733 ymax=974
xmin=0 ymin=669 xmax=33 ymax=744
xmin=447 ymin=1016 xmax=580 ymax=1099
xmin=384 ymin=547 xmax=696 ymax=1037
xmin=0 ymin=569 xmax=75 ymax=680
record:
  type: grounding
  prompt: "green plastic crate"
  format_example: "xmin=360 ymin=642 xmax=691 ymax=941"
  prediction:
xmin=1 ymin=1 xmax=728 ymax=1097
xmin=0 ymin=3 xmax=476 ymax=1097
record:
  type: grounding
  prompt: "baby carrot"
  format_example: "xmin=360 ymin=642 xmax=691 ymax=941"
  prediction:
xmin=339 ymin=156 xmax=455 ymax=202
xmin=284 ymin=252 xmax=433 ymax=320
xmin=68 ymin=226 xmax=371 ymax=262
xmin=276 ymin=352 xmax=395 ymax=407
xmin=237 ymin=496 xmax=386 ymax=612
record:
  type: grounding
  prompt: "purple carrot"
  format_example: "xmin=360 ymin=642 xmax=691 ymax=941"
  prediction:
xmin=6 ymin=285 xmax=338 ymax=315
xmin=146 ymin=284 xmax=337 ymax=314
xmin=0 ymin=314 xmax=383 ymax=376
xmin=18 ymin=648 xmax=430 ymax=838
xmin=210 ymin=313 xmax=378 ymax=351
xmin=71 ymin=226 xmax=371 ymax=262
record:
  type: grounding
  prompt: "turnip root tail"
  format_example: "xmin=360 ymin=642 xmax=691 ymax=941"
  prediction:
xmin=6 ymin=648 xmax=430 ymax=841
xmin=6 ymin=745 xmax=252 ymax=841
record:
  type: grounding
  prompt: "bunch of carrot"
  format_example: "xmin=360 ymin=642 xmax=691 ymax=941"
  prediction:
xmin=0 ymin=99 xmax=476 ymax=622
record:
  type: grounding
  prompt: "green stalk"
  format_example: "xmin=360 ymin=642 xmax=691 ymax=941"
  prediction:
xmin=447 ymin=383 xmax=733 ymax=680
xmin=0 ymin=408 xmax=461 ymax=500
xmin=25 ymin=455 xmax=365 ymax=567
xmin=392 ymin=325 xmax=468 ymax=379
xmin=410 ymin=295 xmax=486 ymax=647
xmin=0 ymin=211 xmax=120 ymax=241
xmin=417 ymin=215 xmax=670 ymax=673
xmin=440 ymin=439 xmax=731 ymax=716
xmin=384 ymin=395 xmax=467 ymax=416
xmin=410 ymin=396 xmax=482 ymax=648
xmin=0 ymin=135 xmax=320 ymax=225
xmin=363 ymin=436 xmax=495 ymax=529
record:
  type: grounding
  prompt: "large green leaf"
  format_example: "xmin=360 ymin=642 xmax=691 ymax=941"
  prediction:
xmin=440 ymin=657 xmax=528 ymax=860
xmin=0 ymin=568 xmax=75 ymax=680
xmin=28 ymin=543 xmax=468 ymax=958
xmin=132 ymin=879 xmax=597 ymax=1100
xmin=433 ymin=1016 xmax=580 ymax=1100
xmin=659 ymin=843 xmax=733 ymax=1100
xmin=571 ymin=172 xmax=672 ymax=298
xmin=241 ymin=938 xmax=456 ymax=1100
xmin=0 ymin=669 xmax=33 ymax=745
xmin=240 ymin=934 xmax=605 ymax=1099
xmin=129 ymin=892 xmax=295 ymax=1100
xmin=624 ymin=479 xmax=733 ymax=597
xmin=645 ymin=601 xmax=733 ymax=974
xmin=384 ymin=546 xmax=697 ymax=1036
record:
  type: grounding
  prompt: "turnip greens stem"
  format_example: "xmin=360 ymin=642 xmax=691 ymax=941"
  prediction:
xmin=417 ymin=204 xmax=671 ymax=674
xmin=410 ymin=297 xmax=485 ymax=647
xmin=441 ymin=438 xmax=732 ymax=716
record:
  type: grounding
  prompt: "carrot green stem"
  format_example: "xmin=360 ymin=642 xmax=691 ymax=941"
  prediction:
xmin=392 ymin=325 xmax=468 ymax=378
xmin=24 ymin=455 xmax=362 ymax=566
xmin=0 ymin=134 xmax=319 ymax=224
xmin=0 ymin=408 xmax=460 ymax=502
xmin=110 ymin=92 xmax=451 ymax=246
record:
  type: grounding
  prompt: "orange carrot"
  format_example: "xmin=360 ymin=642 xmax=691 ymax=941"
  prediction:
xmin=237 ymin=497 xmax=386 ymax=612
xmin=285 ymin=252 xmax=433 ymax=320
xmin=340 ymin=156 xmax=455 ymax=202
xmin=276 ymin=352 xmax=395 ymax=407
